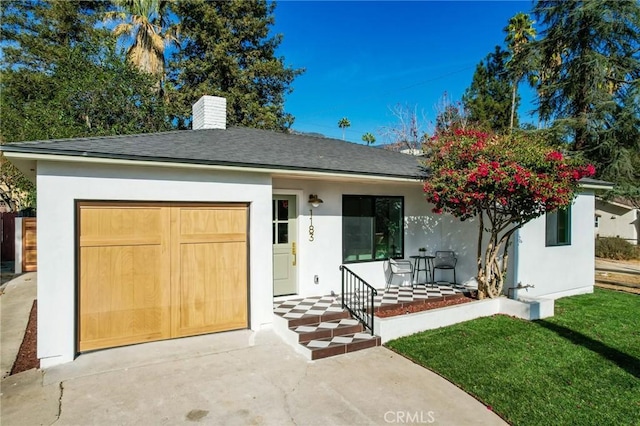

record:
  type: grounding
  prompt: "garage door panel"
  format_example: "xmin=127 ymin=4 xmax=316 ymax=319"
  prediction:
xmin=175 ymin=241 xmax=247 ymax=336
xmin=81 ymin=206 xmax=164 ymax=235
xmin=78 ymin=204 xmax=171 ymax=352
xmin=79 ymin=244 xmax=171 ymax=351
xmin=180 ymin=207 xmax=247 ymax=236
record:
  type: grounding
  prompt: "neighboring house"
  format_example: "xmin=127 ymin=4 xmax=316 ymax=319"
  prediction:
xmin=1 ymin=96 xmax=612 ymax=367
xmin=595 ymin=197 xmax=639 ymax=245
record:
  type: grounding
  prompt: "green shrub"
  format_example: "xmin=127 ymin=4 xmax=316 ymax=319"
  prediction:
xmin=595 ymin=237 xmax=640 ymax=260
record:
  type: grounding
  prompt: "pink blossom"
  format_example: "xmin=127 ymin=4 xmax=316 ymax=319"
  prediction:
xmin=584 ymin=164 xmax=596 ymax=176
xmin=546 ymin=151 xmax=563 ymax=161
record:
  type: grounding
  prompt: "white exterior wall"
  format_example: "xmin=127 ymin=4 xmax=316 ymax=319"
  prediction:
xmin=595 ymin=200 xmax=639 ymax=244
xmin=36 ymin=160 xmax=596 ymax=367
xmin=272 ymin=178 xmax=482 ymax=297
xmin=36 ymin=161 xmax=272 ymax=367
xmin=14 ymin=217 xmax=23 ymax=274
xmin=514 ymin=192 xmax=595 ymax=299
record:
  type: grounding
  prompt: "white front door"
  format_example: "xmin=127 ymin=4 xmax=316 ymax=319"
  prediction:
xmin=273 ymin=195 xmax=297 ymax=296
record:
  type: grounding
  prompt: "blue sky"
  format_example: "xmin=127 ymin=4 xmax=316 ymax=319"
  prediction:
xmin=271 ymin=1 xmax=536 ymax=142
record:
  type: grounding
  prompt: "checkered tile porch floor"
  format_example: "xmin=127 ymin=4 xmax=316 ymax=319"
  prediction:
xmin=273 ymin=283 xmax=468 ymax=319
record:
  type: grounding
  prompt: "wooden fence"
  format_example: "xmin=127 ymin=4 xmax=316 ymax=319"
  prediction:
xmin=1 ymin=212 xmax=17 ymax=262
xmin=22 ymin=217 xmax=37 ymax=272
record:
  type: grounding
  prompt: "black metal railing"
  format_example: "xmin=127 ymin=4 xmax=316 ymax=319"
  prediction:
xmin=340 ymin=265 xmax=378 ymax=335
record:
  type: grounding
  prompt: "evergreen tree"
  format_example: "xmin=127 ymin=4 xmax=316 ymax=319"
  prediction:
xmin=1 ymin=0 xmax=171 ymax=140
xmin=0 ymin=0 xmax=171 ymax=209
xmin=533 ymin=0 xmax=640 ymax=202
xmin=167 ymin=0 xmax=303 ymax=131
xmin=463 ymin=46 xmax=514 ymax=133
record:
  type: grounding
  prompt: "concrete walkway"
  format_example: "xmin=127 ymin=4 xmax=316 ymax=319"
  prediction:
xmin=595 ymin=258 xmax=640 ymax=275
xmin=1 ymin=275 xmax=506 ymax=426
xmin=1 ymin=272 xmax=37 ymax=378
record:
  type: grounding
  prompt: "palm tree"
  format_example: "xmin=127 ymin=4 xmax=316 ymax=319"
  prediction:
xmin=504 ymin=12 xmax=536 ymax=132
xmin=338 ymin=117 xmax=351 ymax=140
xmin=107 ymin=0 xmax=178 ymax=83
xmin=528 ymin=46 xmax=563 ymax=128
xmin=361 ymin=132 xmax=376 ymax=145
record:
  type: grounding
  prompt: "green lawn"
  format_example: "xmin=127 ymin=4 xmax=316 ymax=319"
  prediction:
xmin=386 ymin=288 xmax=640 ymax=425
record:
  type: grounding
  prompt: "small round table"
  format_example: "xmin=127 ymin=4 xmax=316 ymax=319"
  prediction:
xmin=409 ymin=254 xmax=435 ymax=286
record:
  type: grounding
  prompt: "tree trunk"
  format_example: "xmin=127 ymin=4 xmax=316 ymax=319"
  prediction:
xmin=478 ymin=226 xmax=518 ymax=299
xmin=509 ymin=80 xmax=517 ymax=133
xmin=476 ymin=214 xmax=486 ymax=299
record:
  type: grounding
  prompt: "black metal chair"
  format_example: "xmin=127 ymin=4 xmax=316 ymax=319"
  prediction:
xmin=384 ymin=258 xmax=413 ymax=289
xmin=433 ymin=251 xmax=457 ymax=284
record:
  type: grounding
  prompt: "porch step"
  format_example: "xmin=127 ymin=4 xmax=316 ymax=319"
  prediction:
xmin=300 ymin=332 xmax=382 ymax=360
xmin=290 ymin=318 xmax=364 ymax=343
xmin=273 ymin=299 xmax=381 ymax=360
xmin=285 ymin=309 xmax=351 ymax=328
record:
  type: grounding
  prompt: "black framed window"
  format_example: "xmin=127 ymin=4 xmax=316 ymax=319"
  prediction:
xmin=342 ymin=195 xmax=404 ymax=262
xmin=546 ymin=206 xmax=571 ymax=246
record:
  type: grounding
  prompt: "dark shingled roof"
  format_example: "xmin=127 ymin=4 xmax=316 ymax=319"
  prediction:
xmin=1 ymin=127 xmax=426 ymax=180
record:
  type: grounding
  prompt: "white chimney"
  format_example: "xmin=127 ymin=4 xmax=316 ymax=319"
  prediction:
xmin=192 ymin=95 xmax=227 ymax=130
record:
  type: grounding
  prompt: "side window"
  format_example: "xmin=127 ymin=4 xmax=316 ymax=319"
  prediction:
xmin=546 ymin=206 xmax=571 ymax=246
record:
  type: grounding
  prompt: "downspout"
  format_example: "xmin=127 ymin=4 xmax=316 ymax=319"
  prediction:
xmin=511 ymin=229 xmax=520 ymax=299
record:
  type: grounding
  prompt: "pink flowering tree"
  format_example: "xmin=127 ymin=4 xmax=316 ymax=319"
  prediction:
xmin=422 ymin=129 xmax=595 ymax=299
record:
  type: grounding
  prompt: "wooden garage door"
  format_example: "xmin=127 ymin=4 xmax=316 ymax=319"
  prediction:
xmin=78 ymin=202 xmax=248 ymax=352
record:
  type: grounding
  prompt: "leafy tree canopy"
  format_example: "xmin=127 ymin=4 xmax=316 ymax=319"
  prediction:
xmin=167 ymin=0 xmax=303 ymax=131
xmin=463 ymin=46 xmax=515 ymax=133
xmin=0 ymin=0 xmax=170 ymax=209
xmin=423 ymin=128 xmax=595 ymax=298
xmin=361 ymin=132 xmax=376 ymax=145
xmin=532 ymin=0 xmax=640 ymax=204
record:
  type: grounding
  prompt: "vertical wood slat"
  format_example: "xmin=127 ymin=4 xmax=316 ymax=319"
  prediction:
xmin=22 ymin=218 xmax=37 ymax=272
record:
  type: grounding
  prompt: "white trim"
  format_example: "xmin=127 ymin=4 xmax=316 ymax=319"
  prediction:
xmin=579 ymin=183 xmax=614 ymax=191
xmin=377 ymin=296 xmax=555 ymax=344
xmin=2 ymin=152 xmax=421 ymax=184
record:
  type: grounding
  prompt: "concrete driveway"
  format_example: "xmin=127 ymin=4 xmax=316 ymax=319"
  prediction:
xmin=1 ymin=276 xmax=506 ymax=426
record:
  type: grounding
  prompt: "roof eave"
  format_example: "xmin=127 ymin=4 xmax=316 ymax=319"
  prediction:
xmin=2 ymin=150 xmax=424 ymax=183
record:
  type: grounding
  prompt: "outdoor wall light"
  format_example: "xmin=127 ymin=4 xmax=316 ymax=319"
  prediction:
xmin=307 ymin=194 xmax=322 ymax=242
xmin=308 ymin=194 xmax=323 ymax=208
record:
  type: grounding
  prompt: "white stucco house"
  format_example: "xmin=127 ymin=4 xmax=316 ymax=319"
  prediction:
xmin=595 ymin=197 xmax=639 ymax=245
xmin=2 ymin=96 xmax=613 ymax=367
